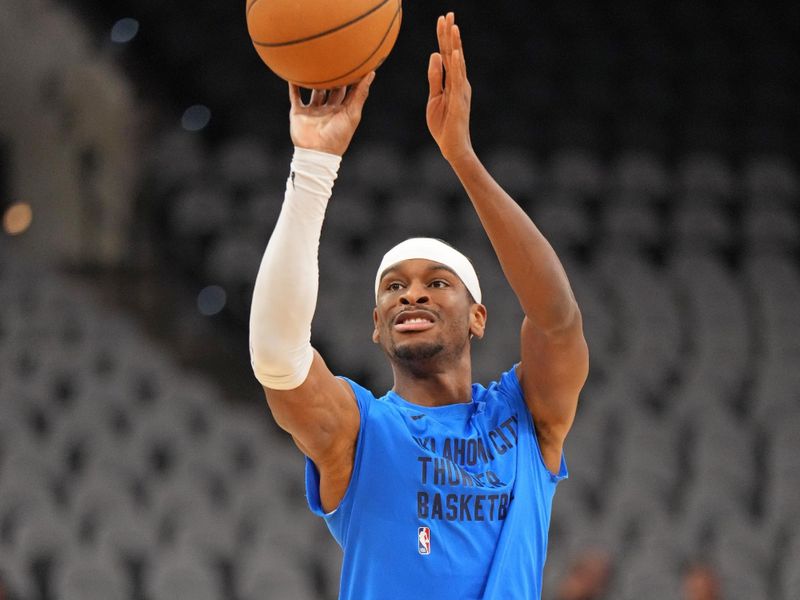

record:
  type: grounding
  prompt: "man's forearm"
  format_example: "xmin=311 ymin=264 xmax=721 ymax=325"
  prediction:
xmin=449 ymin=150 xmax=579 ymax=332
xmin=249 ymin=147 xmax=341 ymax=389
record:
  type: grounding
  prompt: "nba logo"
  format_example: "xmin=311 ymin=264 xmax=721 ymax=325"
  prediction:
xmin=418 ymin=526 xmax=431 ymax=555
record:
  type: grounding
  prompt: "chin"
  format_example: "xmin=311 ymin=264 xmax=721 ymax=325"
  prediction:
xmin=392 ymin=341 xmax=445 ymax=362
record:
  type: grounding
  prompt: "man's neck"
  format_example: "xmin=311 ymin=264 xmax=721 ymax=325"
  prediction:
xmin=390 ymin=357 xmax=473 ymax=407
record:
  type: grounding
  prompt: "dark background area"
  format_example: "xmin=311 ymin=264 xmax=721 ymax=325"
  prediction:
xmin=64 ymin=0 xmax=800 ymax=158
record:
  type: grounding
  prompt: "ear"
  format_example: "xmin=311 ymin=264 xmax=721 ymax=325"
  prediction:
xmin=469 ymin=303 xmax=487 ymax=339
xmin=372 ymin=306 xmax=381 ymax=344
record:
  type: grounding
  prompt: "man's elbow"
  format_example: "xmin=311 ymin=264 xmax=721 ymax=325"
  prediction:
xmin=538 ymin=299 xmax=584 ymax=338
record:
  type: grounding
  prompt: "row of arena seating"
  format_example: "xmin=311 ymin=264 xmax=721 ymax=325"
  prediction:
xmin=0 ymin=250 xmax=339 ymax=600
xmin=3 ymin=215 xmax=800 ymax=599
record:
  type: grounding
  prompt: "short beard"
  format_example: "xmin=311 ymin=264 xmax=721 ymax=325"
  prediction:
xmin=392 ymin=341 xmax=445 ymax=363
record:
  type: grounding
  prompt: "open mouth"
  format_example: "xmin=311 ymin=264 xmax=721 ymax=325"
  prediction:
xmin=394 ymin=310 xmax=436 ymax=332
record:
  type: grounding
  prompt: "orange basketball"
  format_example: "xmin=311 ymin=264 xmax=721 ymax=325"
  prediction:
xmin=246 ymin=0 xmax=402 ymax=89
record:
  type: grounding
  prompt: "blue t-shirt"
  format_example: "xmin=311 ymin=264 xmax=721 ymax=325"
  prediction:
xmin=305 ymin=366 xmax=567 ymax=600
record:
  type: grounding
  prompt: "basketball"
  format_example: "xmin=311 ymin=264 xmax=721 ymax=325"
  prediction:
xmin=246 ymin=0 xmax=402 ymax=89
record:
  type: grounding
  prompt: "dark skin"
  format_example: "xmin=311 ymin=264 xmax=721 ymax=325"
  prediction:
xmin=264 ymin=13 xmax=588 ymax=513
xmin=373 ymin=260 xmax=487 ymax=406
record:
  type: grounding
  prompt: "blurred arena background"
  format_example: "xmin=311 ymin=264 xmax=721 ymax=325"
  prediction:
xmin=1 ymin=0 xmax=799 ymax=599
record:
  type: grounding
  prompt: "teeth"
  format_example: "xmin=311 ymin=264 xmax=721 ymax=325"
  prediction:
xmin=404 ymin=318 xmax=430 ymax=324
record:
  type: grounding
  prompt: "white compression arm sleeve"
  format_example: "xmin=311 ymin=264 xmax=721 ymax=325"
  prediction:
xmin=249 ymin=147 xmax=341 ymax=390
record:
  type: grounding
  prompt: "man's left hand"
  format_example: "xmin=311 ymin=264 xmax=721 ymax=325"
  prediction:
xmin=426 ymin=12 xmax=474 ymax=166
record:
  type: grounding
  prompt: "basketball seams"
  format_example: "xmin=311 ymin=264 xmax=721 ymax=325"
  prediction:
xmin=245 ymin=0 xmax=259 ymax=17
xmin=290 ymin=0 xmax=401 ymax=87
xmin=250 ymin=0 xmax=392 ymax=47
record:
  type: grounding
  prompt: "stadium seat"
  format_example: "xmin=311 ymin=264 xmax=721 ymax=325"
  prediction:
xmin=675 ymin=152 xmax=735 ymax=200
xmin=350 ymin=142 xmax=406 ymax=194
xmin=215 ymin=136 xmax=275 ymax=193
xmin=53 ymin=552 xmax=129 ymax=600
xmin=147 ymin=556 xmax=220 ymax=600
xmin=548 ymin=149 xmax=605 ymax=198
xmin=237 ymin=549 xmax=318 ymax=600
xmin=742 ymin=206 xmax=799 ymax=254
xmin=484 ymin=146 xmax=542 ymax=200
xmin=610 ymin=151 xmax=671 ymax=198
xmin=742 ymin=154 xmax=799 ymax=201
xmin=532 ymin=195 xmax=592 ymax=253
xmin=670 ymin=204 xmax=733 ymax=252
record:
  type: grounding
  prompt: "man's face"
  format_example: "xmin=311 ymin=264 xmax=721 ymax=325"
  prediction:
xmin=372 ymin=259 xmax=486 ymax=366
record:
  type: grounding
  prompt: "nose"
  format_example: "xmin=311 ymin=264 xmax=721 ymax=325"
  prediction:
xmin=400 ymin=281 xmax=429 ymax=305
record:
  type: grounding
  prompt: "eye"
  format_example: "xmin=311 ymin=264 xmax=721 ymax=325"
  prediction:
xmin=386 ymin=281 xmax=405 ymax=292
xmin=429 ymin=279 xmax=450 ymax=289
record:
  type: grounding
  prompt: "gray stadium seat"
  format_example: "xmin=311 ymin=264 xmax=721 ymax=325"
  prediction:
xmin=236 ymin=543 xmax=316 ymax=600
xmin=619 ymin=558 xmax=681 ymax=600
xmin=384 ymin=189 xmax=449 ymax=239
xmin=315 ymin=533 xmax=344 ymax=600
xmin=742 ymin=154 xmax=799 ymax=201
xmin=14 ymin=506 xmax=76 ymax=599
xmin=170 ymin=185 xmax=233 ymax=239
xmin=70 ymin=474 xmax=138 ymax=545
xmin=742 ymin=206 xmax=799 ymax=254
xmin=215 ymin=136 xmax=275 ymax=192
xmin=96 ymin=506 xmax=158 ymax=565
xmin=712 ymin=518 xmax=773 ymax=580
xmin=238 ymin=550 xmax=318 ymax=600
xmin=670 ymin=204 xmax=733 ymax=251
xmin=484 ymin=146 xmax=542 ymax=199
xmin=600 ymin=203 xmax=661 ymax=249
xmin=148 ymin=556 xmax=220 ymax=600
xmin=205 ymin=231 xmax=266 ymax=286
xmin=322 ymin=187 xmax=375 ymax=246
xmin=610 ymin=151 xmax=670 ymax=198
xmin=54 ymin=552 xmax=129 ymax=600
xmin=173 ymin=512 xmax=239 ymax=565
xmin=532 ymin=194 xmax=591 ymax=252
xmin=675 ymin=152 xmax=735 ymax=200
xmin=146 ymin=130 xmax=205 ymax=198
xmin=350 ymin=142 xmax=406 ymax=194
xmin=548 ymin=149 xmax=605 ymax=198
xmin=241 ymin=189 xmax=281 ymax=236
xmin=0 ymin=544 xmax=30 ymax=600
xmin=415 ymin=146 xmax=463 ymax=196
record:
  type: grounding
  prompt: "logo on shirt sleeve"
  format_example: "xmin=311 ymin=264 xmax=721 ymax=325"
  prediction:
xmin=417 ymin=526 xmax=431 ymax=555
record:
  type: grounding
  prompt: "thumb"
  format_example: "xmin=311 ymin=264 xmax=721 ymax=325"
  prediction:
xmin=428 ymin=52 xmax=443 ymax=100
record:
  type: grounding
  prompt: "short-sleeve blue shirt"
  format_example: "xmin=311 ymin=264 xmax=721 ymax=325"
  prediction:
xmin=305 ymin=366 xmax=567 ymax=600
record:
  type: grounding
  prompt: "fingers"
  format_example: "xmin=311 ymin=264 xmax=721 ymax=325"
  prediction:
xmin=436 ymin=12 xmax=466 ymax=78
xmin=291 ymin=69 xmax=373 ymax=115
xmin=309 ymin=88 xmax=327 ymax=107
xmin=451 ymin=48 xmax=469 ymax=91
xmin=427 ymin=52 xmax=443 ymax=99
xmin=343 ymin=71 xmax=375 ymax=117
xmin=436 ymin=14 xmax=451 ymax=72
xmin=327 ymin=86 xmax=347 ymax=107
xmin=288 ymin=82 xmax=302 ymax=109
xmin=452 ymin=25 xmax=467 ymax=78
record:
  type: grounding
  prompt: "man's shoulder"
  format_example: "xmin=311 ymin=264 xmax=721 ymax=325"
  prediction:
xmin=334 ymin=375 xmax=389 ymax=411
xmin=473 ymin=364 xmax=523 ymax=403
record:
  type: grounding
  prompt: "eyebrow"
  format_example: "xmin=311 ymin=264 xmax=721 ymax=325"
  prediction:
xmin=378 ymin=263 xmax=459 ymax=284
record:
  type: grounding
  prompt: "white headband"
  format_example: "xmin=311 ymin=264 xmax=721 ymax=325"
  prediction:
xmin=374 ymin=238 xmax=481 ymax=303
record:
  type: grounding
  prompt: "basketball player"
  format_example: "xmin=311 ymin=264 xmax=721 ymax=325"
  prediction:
xmin=249 ymin=12 xmax=588 ymax=600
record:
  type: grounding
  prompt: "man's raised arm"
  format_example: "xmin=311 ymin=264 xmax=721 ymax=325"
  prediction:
xmin=248 ymin=76 xmax=374 ymax=511
xmin=426 ymin=14 xmax=589 ymax=474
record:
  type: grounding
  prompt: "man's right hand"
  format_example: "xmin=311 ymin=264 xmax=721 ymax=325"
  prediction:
xmin=289 ymin=72 xmax=375 ymax=157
